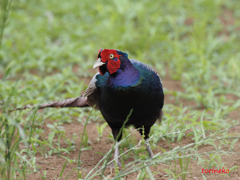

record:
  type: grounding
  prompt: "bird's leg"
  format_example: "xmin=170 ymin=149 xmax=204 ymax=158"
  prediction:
xmin=113 ymin=141 xmax=121 ymax=166
xmin=145 ymin=138 xmax=154 ymax=158
xmin=138 ymin=126 xmax=154 ymax=158
xmin=107 ymin=128 xmax=122 ymax=168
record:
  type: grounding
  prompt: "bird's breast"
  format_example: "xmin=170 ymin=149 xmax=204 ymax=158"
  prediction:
xmin=99 ymin=79 xmax=163 ymax=126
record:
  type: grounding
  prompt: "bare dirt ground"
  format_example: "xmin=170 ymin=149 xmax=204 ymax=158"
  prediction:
xmin=23 ymin=71 xmax=240 ymax=180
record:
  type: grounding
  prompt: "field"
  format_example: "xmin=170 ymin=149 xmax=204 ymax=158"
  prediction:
xmin=1 ymin=0 xmax=240 ymax=179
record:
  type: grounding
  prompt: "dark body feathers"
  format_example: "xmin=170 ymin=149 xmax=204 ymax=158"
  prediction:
xmin=97 ymin=61 xmax=164 ymax=138
xmin=92 ymin=59 xmax=164 ymax=140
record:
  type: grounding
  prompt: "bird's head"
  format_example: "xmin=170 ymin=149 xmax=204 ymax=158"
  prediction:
xmin=93 ymin=49 xmax=128 ymax=75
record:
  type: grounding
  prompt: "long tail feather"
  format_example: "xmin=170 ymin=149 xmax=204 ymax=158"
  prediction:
xmin=9 ymin=96 xmax=89 ymax=112
xmin=158 ymin=110 xmax=163 ymax=123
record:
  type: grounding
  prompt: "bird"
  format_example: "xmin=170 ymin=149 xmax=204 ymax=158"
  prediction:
xmin=12 ymin=49 xmax=164 ymax=166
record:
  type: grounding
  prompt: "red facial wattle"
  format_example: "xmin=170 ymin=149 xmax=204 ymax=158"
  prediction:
xmin=107 ymin=59 xmax=121 ymax=74
xmin=99 ymin=49 xmax=121 ymax=74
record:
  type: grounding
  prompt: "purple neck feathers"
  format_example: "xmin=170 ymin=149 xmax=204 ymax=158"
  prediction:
xmin=107 ymin=57 xmax=140 ymax=87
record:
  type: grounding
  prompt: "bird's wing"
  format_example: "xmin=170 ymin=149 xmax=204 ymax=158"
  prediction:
xmin=83 ymin=72 xmax=100 ymax=110
xmin=129 ymin=59 xmax=163 ymax=83
xmin=83 ymin=72 xmax=99 ymax=97
xmin=130 ymin=59 xmax=164 ymax=122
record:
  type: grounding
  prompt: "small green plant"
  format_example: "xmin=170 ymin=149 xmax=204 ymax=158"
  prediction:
xmin=178 ymin=151 xmax=191 ymax=180
xmin=96 ymin=122 xmax=108 ymax=142
xmin=82 ymin=129 xmax=89 ymax=147
xmin=40 ymin=170 xmax=47 ymax=180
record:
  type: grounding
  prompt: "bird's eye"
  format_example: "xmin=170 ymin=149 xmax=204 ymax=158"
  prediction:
xmin=109 ymin=54 xmax=114 ymax=59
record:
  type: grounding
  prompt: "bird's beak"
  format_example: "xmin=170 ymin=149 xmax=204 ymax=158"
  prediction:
xmin=93 ymin=58 xmax=105 ymax=69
